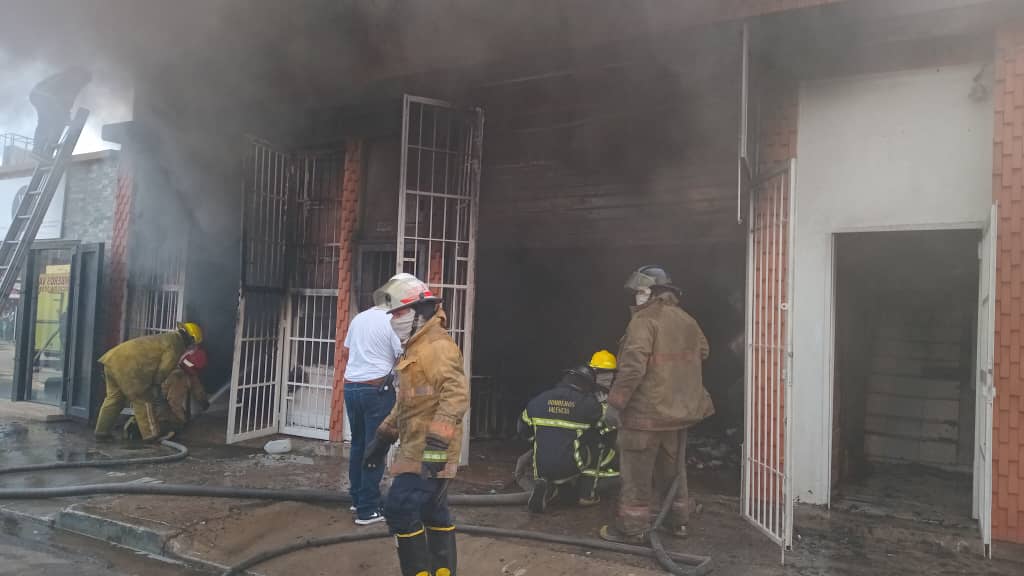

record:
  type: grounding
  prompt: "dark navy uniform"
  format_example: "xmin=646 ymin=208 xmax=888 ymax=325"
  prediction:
xmin=519 ymin=370 xmax=619 ymax=507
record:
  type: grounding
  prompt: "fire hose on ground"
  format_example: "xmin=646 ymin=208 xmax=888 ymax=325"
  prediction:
xmin=0 ymin=439 xmax=712 ymax=576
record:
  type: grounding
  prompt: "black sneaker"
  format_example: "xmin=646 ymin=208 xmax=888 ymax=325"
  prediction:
xmin=528 ymin=479 xmax=549 ymax=513
xmin=354 ymin=511 xmax=385 ymax=526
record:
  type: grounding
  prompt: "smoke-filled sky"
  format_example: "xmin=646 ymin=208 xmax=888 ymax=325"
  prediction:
xmin=0 ymin=0 xmax=749 ymax=155
xmin=0 ymin=49 xmax=131 ymax=153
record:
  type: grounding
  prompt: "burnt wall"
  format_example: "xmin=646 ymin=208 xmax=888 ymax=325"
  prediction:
xmin=474 ymin=242 xmax=746 ymax=436
xmin=468 ymin=33 xmax=746 ymax=435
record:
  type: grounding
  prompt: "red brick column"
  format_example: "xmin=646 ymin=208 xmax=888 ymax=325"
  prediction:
xmin=104 ymin=151 xmax=133 ymax=351
xmin=992 ymin=22 xmax=1024 ymax=545
xmin=330 ymin=140 xmax=363 ymax=441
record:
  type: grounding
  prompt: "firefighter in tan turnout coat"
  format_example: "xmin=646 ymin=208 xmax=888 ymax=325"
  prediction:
xmin=362 ymin=273 xmax=468 ymax=576
xmin=600 ymin=265 xmax=714 ymax=544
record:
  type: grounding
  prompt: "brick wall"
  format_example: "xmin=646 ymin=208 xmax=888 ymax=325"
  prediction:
xmin=62 ymin=156 xmax=118 ymax=246
xmin=992 ymin=21 xmax=1024 ymax=545
xmin=757 ymin=71 xmax=800 ymax=167
xmin=104 ymin=152 xmax=134 ymax=351
xmin=746 ymin=66 xmax=801 ymax=508
xmin=329 ymin=140 xmax=363 ymax=441
xmin=62 ymin=154 xmax=119 ymax=357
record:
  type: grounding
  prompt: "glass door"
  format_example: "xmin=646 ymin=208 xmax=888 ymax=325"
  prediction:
xmin=24 ymin=245 xmax=74 ymax=406
xmin=0 ymin=271 xmax=20 ymax=400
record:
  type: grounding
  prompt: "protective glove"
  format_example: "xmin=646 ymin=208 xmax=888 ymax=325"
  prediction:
xmin=421 ymin=436 xmax=449 ymax=478
xmin=602 ymin=405 xmax=622 ymax=429
xmin=363 ymin=434 xmax=394 ymax=470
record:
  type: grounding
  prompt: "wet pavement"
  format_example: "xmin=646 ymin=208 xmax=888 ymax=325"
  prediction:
xmin=1 ymin=410 xmax=1023 ymax=575
xmin=0 ymin=526 xmax=210 ymax=575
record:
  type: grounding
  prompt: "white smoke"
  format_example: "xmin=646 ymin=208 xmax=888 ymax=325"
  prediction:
xmin=0 ymin=49 xmax=131 ymax=154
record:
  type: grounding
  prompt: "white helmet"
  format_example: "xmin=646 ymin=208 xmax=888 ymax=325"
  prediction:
xmin=373 ymin=273 xmax=440 ymax=314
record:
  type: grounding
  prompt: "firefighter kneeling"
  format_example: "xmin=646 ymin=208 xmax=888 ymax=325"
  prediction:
xmin=517 ymin=350 xmax=620 ymax=513
xmin=94 ymin=322 xmax=204 ymax=442
xmin=124 ymin=345 xmax=210 ymax=441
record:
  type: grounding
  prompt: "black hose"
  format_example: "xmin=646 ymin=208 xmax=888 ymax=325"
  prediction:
xmin=221 ymin=529 xmax=391 ymax=575
xmin=0 ymin=481 xmax=528 ymax=506
xmin=219 ymin=524 xmax=710 ymax=576
xmin=460 ymin=524 xmax=710 ymax=566
xmin=0 ymin=439 xmax=189 ymax=475
xmin=643 ymin=430 xmax=712 ymax=576
xmin=0 ymin=439 xmax=712 ymax=575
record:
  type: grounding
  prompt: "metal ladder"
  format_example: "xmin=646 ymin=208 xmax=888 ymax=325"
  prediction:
xmin=0 ymin=108 xmax=89 ymax=304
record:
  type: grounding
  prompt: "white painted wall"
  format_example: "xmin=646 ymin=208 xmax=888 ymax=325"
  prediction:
xmin=791 ymin=65 xmax=993 ymax=504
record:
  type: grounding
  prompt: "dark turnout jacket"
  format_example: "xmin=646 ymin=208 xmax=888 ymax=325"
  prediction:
xmin=520 ymin=375 xmax=606 ymax=482
xmin=608 ymin=291 xmax=714 ymax=430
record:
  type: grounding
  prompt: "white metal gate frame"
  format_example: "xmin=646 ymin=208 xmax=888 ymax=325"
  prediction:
xmin=742 ymin=158 xmax=796 ymax=562
xmin=397 ymin=95 xmax=483 ymax=465
xmin=281 ymin=151 xmax=344 ymax=440
xmin=280 ymin=288 xmax=338 ymax=439
xmin=227 ymin=140 xmax=290 ymax=444
xmin=973 ymin=204 xmax=997 ymax=558
xmin=126 ymin=238 xmax=187 ymax=339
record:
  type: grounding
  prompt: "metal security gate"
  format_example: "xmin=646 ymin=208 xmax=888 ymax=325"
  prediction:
xmin=398 ymin=95 xmax=483 ymax=463
xmin=227 ymin=140 xmax=290 ymax=443
xmin=742 ymin=159 xmax=796 ymax=561
xmin=125 ymin=244 xmax=186 ymax=338
xmin=280 ymin=152 xmax=344 ymax=439
xmin=973 ymin=204 xmax=997 ymax=558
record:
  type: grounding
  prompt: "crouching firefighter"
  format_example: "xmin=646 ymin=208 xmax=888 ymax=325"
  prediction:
xmin=363 ymin=274 xmax=468 ymax=576
xmin=125 ymin=346 xmax=210 ymax=440
xmin=518 ymin=350 xmax=620 ymax=513
xmin=94 ymin=322 xmax=203 ymax=442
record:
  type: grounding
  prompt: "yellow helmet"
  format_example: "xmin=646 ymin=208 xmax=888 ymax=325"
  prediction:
xmin=177 ymin=322 xmax=203 ymax=345
xmin=589 ymin=350 xmax=617 ymax=371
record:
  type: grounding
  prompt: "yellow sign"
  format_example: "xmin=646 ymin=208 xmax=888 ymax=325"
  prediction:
xmin=39 ymin=272 xmax=69 ymax=294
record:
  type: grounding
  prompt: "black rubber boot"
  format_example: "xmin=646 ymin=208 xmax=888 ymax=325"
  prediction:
xmin=395 ymin=527 xmax=432 ymax=576
xmin=528 ymin=478 xmax=549 ymax=513
xmin=426 ymin=525 xmax=457 ymax=576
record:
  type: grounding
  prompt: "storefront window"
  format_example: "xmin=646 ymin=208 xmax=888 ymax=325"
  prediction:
xmin=27 ymin=248 xmax=72 ymax=405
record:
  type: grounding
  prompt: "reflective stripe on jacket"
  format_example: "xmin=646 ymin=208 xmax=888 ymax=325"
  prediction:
xmin=519 ymin=379 xmax=608 ymax=482
xmin=378 ymin=311 xmax=468 ymax=479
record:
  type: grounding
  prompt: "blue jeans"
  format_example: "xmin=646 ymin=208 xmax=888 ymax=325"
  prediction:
xmin=384 ymin=473 xmax=452 ymax=535
xmin=345 ymin=381 xmax=396 ymax=519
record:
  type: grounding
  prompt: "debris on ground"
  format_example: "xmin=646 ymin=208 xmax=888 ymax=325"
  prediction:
xmin=688 ymin=434 xmax=740 ymax=471
xmin=263 ymin=439 xmax=292 ymax=454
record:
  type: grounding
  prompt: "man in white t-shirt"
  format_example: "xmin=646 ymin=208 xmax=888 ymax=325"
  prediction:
xmin=344 ymin=302 xmax=403 ymax=525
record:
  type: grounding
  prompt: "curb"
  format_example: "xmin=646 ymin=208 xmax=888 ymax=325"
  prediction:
xmin=1 ymin=502 xmax=237 ymax=574
xmin=0 ymin=503 xmax=56 ymax=541
xmin=56 ymin=504 xmax=178 ymax=558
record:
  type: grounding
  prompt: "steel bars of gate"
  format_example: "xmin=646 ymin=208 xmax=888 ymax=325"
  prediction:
xmin=126 ymin=244 xmax=186 ymax=339
xmin=397 ymin=96 xmax=481 ymax=356
xmin=281 ymin=151 xmax=343 ymax=439
xmin=397 ymin=96 xmax=482 ymax=465
xmin=742 ymin=159 xmax=795 ymax=562
xmin=227 ymin=140 xmax=290 ymax=443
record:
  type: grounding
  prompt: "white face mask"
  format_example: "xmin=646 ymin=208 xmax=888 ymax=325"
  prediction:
xmin=634 ymin=288 xmax=651 ymax=306
xmin=595 ymin=372 xmax=614 ymax=390
xmin=390 ymin=312 xmax=416 ymax=343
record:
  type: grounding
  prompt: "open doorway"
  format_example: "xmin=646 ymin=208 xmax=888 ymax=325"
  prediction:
xmin=831 ymin=230 xmax=979 ymax=525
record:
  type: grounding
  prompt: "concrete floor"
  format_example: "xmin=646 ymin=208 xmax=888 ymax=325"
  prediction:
xmin=832 ymin=461 xmax=974 ymax=527
xmin=1 ymin=414 xmax=1023 ymax=575
xmin=0 ymin=528 xmax=210 ymax=575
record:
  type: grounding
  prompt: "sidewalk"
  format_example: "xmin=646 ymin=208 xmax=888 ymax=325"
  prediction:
xmin=2 ymin=410 xmax=1023 ymax=575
